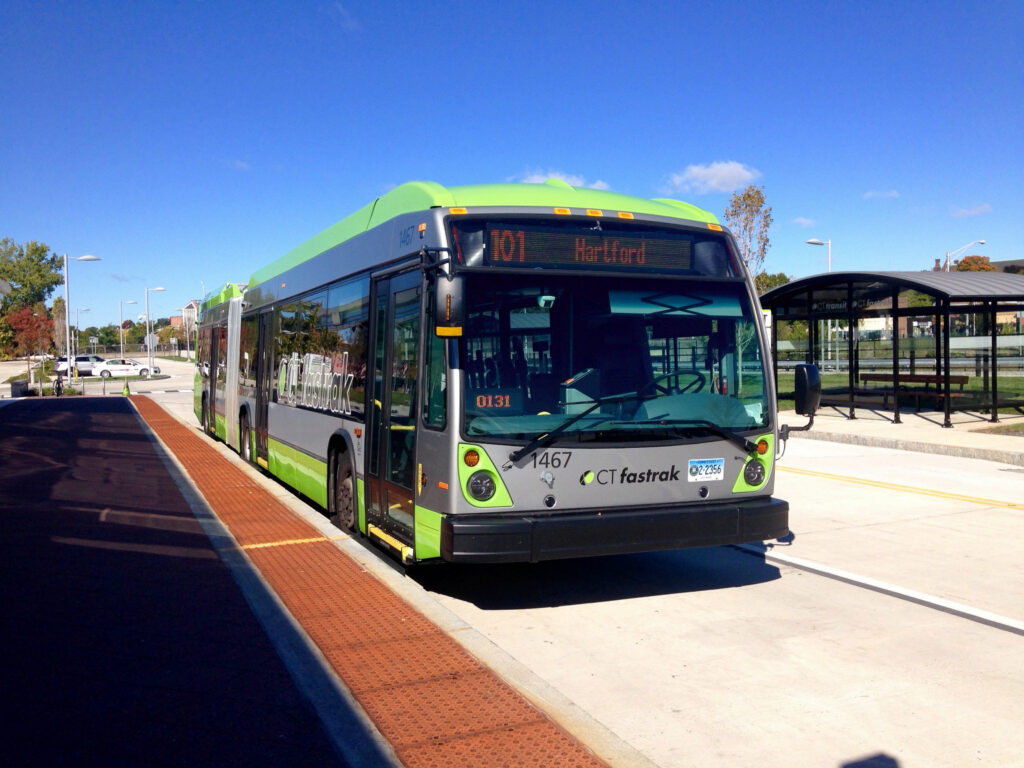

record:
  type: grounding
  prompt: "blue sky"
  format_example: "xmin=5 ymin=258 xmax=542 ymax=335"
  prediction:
xmin=2 ymin=0 xmax=1021 ymax=327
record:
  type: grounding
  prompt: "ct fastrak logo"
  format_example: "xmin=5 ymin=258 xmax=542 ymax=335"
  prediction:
xmin=579 ymin=466 xmax=681 ymax=486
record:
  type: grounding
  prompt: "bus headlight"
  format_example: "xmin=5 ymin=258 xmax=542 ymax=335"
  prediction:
xmin=467 ymin=471 xmax=496 ymax=501
xmin=743 ymin=459 xmax=766 ymax=487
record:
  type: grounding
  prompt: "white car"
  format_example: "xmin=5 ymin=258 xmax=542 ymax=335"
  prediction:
xmin=92 ymin=358 xmax=160 ymax=378
xmin=55 ymin=354 xmax=105 ymax=375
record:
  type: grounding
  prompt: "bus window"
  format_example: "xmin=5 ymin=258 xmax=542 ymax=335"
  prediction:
xmin=326 ymin=279 xmax=370 ymax=417
xmin=422 ymin=291 xmax=447 ymax=429
xmin=240 ymin=314 xmax=257 ymax=389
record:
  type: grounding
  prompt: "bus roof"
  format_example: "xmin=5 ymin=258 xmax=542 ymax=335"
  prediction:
xmin=200 ymin=282 xmax=245 ymax=313
xmin=246 ymin=180 xmax=720 ymax=289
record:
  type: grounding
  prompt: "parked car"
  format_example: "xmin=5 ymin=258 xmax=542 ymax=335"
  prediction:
xmin=92 ymin=358 xmax=160 ymax=378
xmin=54 ymin=354 xmax=105 ymax=375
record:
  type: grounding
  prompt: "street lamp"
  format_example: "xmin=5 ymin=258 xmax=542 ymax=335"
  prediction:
xmin=806 ymin=238 xmax=835 ymax=367
xmin=943 ymin=239 xmax=985 ymax=272
xmin=74 ymin=308 xmax=90 ymax=358
xmin=806 ymin=238 xmax=832 ymax=272
xmin=119 ymin=299 xmax=137 ymax=356
xmin=62 ymin=254 xmax=100 ymax=385
xmin=144 ymin=286 xmax=165 ymax=378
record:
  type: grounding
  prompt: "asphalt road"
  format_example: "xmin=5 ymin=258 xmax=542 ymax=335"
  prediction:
xmin=0 ymin=394 xmax=350 ymax=767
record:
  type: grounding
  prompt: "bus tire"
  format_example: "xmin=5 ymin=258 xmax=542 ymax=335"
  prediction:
xmin=330 ymin=450 xmax=357 ymax=532
xmin=239 ymin=413 xmax=252 ymax=463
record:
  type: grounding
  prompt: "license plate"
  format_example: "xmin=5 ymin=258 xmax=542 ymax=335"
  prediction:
xmin=687 ymin=458 xmax=724 ymax=482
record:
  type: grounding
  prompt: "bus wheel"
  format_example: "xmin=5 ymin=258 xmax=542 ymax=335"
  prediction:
xmin=239 ymin=415 xmax=252 ymax=463
xmin=331 ymin=453 xmax=357 ymax=532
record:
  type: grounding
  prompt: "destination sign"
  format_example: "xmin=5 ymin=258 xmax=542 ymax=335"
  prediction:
xmin=483 ymin=225 xmax=693 ymax=272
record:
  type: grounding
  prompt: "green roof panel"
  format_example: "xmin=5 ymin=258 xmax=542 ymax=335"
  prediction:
xmin=247 ymin=180 xmax=719 ymax=287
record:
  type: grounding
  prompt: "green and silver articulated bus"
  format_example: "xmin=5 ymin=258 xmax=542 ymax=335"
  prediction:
xmin=195 ymin=179 xmax=818 ymax=564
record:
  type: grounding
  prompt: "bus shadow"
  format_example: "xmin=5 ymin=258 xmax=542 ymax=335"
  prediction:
xmin=411 ymin=546 xmax=781 ymax=610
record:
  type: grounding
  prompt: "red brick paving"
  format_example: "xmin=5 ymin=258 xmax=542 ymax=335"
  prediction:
xmin=131 ymin=396 xmax=609 ymax=768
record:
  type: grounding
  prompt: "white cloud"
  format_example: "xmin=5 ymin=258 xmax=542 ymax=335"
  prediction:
xmin=951 ymin=203 xmax=992 ymax=219
xmin=793 ymin=217 xmax=815 ymax=228
xmin=512 ymin=170 xmax=610 ymax=190
xmin=665 ymin=161 xmax=760 ymax=195
xmin=232 ymin=159 xmax=251 ymax=171
xmin=863 ymin=189 xmax=899 ymax=200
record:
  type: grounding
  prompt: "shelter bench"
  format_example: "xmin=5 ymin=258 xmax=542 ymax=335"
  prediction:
xmin=859 ymin=373 xmax=969 ymax=410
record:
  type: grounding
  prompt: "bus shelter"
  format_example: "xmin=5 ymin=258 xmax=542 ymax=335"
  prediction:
xmin=761 ymin=271 xmax=1024 ymax=427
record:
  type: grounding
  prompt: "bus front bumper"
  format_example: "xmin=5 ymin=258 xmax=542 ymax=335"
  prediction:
xmin=440 ymin=496 xmax=789 ymax=563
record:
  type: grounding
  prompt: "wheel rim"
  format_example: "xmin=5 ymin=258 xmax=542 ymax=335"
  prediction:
xmin=335 ymin=461 xmax=356 ymax=531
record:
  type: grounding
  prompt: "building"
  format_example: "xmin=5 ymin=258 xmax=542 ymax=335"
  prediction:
xmin=181 ymin=300 xmax=200 ymax=332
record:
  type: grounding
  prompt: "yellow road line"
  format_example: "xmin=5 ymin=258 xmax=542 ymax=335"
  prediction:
xmin=778 ymin=465 xmax=1024 ymax=510
xmin=241 ymin=535 xmax=347 ymax=550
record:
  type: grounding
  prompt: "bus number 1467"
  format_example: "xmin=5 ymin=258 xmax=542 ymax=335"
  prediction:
xmin=531 ymin=451 xmax=572 ymax=468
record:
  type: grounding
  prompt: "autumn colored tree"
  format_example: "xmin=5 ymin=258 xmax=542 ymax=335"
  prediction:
xmin=723 ymin=186 xmax=773 ymax=274
xmin=955 ymin=255 xmax=999 ymax=272
xmin=8 ymin=302 xmax=53 ymax=384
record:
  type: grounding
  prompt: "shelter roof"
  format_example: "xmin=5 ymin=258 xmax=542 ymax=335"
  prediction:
xmin=761 ymin=271 xmax=1024 ymax=308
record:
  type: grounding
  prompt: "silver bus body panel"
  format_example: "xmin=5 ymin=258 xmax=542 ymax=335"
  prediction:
xmin=223 ymin=296 xmax=242 ymax=450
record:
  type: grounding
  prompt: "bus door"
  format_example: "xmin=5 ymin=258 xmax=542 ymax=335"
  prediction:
xmin=364 ymin=271 xmax=421 ymax=545
xmin=254 ymin=310 xmax=274 ymax=468
xmin=205 ymin=326 xmax=221 ymax=432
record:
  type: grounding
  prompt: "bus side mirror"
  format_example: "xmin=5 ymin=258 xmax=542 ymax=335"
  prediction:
xmin=794 ymin=363 xmax=821 ymax=416
xmin=780 ymin=363 xmax=820 ymax=448
xmin=434 ymin=273 xmax=465 ymax=336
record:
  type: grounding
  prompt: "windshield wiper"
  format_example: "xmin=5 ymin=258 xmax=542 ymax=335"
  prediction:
xmin=504 ymin=391 xmax=656 ymax=468
xmin=610 ymin=418 xmax=759 ymax=454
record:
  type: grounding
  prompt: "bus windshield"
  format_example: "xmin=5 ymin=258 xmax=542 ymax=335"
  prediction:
xmin=460 ymin=273 xmax=771 ymax=443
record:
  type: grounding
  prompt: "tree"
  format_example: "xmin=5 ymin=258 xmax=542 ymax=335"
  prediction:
xmin=723 ymin=186 xmax=773 ymax=274
xmin=125 ymin=322 xmax=146 ymax=346
xmin=52 ymin=296 xmax=67 ymax=357
xmin=158 ymin=324 xmax=184 ymax=347
xmin=8 ymin=303 xmax=53 ymax=384
xmin=755 ymin=271 xmax=790 ymax=295
xmin=0 ymin=316 xmax=13 ymax=358
xmin=95 ymin=324 xmax=119 ymax=348
xmin=0 ymin=238 xmax=63 ymax=312
xmin=955 ymin=254 xmax=999 ymax=272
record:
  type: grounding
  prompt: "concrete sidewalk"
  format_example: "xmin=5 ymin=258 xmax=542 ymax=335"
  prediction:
xmin=780 ymin=405 xmax=1024 ymax=466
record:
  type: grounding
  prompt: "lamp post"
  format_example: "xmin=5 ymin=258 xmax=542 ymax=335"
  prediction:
xmin=806 ymin=238 xmax=834 ymax=367
xmin=119 ymin=299 xmax=137 ymax=356
xmin=805 ymin=238 xmax=832 ymax=272
xmin=144 ymin=286 xmax=165 ymax=378
xmin=62 ymin=254 xmax=100 ymax=386
xmin=74 ymin=308 xmax=90 ymax=358
xmin=943 ymin=239 xmax=985 ymax=272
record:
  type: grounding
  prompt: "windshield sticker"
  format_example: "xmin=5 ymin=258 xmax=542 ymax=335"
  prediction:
xmin=688 ymin=458 xmax=725 ymax=482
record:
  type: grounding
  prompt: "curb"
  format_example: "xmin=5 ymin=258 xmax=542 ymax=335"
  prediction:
xmin=789 ymin=429 xmax=1024 ymax=466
